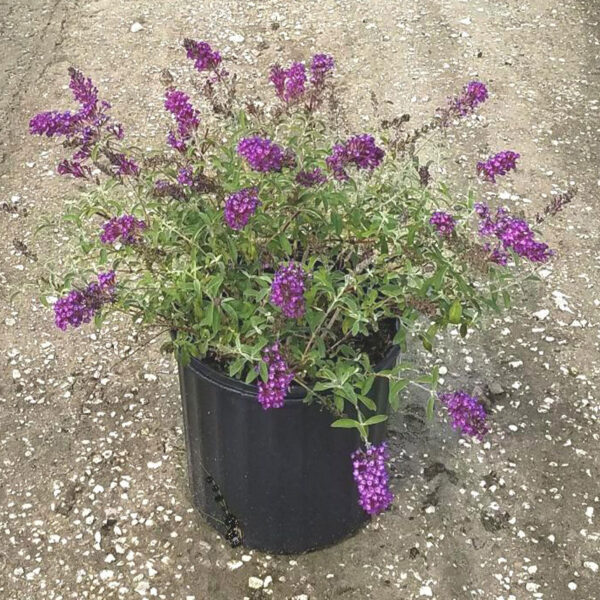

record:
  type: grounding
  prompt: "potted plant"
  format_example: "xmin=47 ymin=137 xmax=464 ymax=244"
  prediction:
xmin=30 ymin=41 xmax=572 ymax=553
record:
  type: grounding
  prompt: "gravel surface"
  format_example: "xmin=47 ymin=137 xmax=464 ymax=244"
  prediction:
xmin=1 ymin=1 xmax=599 ymax=599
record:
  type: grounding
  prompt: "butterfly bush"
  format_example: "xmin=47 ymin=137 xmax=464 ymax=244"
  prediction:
xmin=33 ymin=40 xmax=571 ymax=516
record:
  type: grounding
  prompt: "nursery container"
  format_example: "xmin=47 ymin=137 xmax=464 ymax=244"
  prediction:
xmin=177 ymin=345 xmax=399 ymax=554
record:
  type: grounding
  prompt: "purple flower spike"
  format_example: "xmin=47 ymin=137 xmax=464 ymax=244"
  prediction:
xmin=269 ymin=61 xmax=307 ymax=102
xmin=310 ymin=54 xmax=335 ymax=87
xmin=224 ymin=187 xmax=260 ymax=230
xmin=237 ymin=136 xmax=289 ymax=172
xmin=351 ymin=443 xmax=394 ymax=515
xmin=29 ymin=111 xmax=79 ymax=137
xmin=438 ymin=390 xmax=489 ymax=440
xmin=57 ymin=159 xmax=90 ymax=179
xmin=270 ymin=262 xmax=307 ymax=319
xmin=295 ymin=168 xmax=327 ymax=187
xmin=453 ymin=81 xmax=489 ymax=117
xmin=257 ymin=343 xmax=295 ymax=409
xmin=430 ymin=211 xmax=456 ymax=236
xmin=183 ymin=39 xmax=222 ymax=72
xmin=164 ymin=89 xmax=200 ymax=151
xmin=326 ymin=134 xmax=385 ymax=181
xmin=53 ymin=271 xmax=117 ymax=331
xmin=475 ymin=203 xmax=553 ymax=263
xmin=100 ymin=214 xmax=146 ymax=245
xmin=477 ymin=151 xmax=520 ymax=183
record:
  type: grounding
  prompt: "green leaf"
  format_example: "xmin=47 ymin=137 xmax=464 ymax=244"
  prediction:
xmin=426 ymin=394 xmax=436 ymax=419
xmin=259 ymin=360 xmax=269 ymax=383
xmin=388 ymin=379 xmax=408 ymax=411
xmin=331 ymin=418 xmax=361 ymax=429
xmin=359 ymin=395 xmax=377 ymax=411
xmin=363 ymin=414 xmax=388 ymax=426
xmin=448 ymin=300 xmax=462 ymax=324
xmin=279 ymin=235 xmax=292 ymax=256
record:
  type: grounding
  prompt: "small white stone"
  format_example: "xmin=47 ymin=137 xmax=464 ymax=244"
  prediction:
xmin=135 ymin=580 xmax=150 ymax=595
xmin=584 ymin=561 xmax=598 ymax=573
xmin=420 ymin=585 xmax=433 ymax=597
xmin=130 ymin=22 xmax=144 ymax=33
xmin=100 ymin=570 xmax=114 ymax=581
xmin=229 ymin=33 xmax=245 ymax=44
xmin=263 ymin=575 xmax=272 ymax=587
xmin=533 ymin=309 xmax=549 ymax=321
xmin=147 ymin=461 xmax=162 ymax=469
xmin=568 ymin=581 xmax=577 ymax=591
xmin=227 ymin=560 xmax=243 ymax=571
xmin=248 ymin=577 xmax=263 ymax=589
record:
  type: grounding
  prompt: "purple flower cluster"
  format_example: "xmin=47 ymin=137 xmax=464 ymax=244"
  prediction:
xmin=310 ymin=54 xmax=335 ymax=87
xmin=270 ymin=62 xmax=307 ymax=103
xmin=164 ymin=89 xmax=200 ymax=152
xmin=295 ymin=168 xmax=327 ymax=187
xmin=477 ymin=151 xmax=520 ymax=183
xmin=452 ymin=81 xmax=489 ymax=117
xmin=224 ymin=187 xmax=261 ymax=230
xmin=269 ymin=54 xmax=334 ymax=103
xmin=237 ymin=136 xmax=293 ymax=172
xmin=326 ymin=134 xmax=385 ymax=181
xmin=100 ymin=214 xmax=146 ymax=245
xmin=430 ymin=211 xmax=456 ymax=236
xmin=351 ymin=443 xmax=394 ymax=515
xmin=270 ymin=262 xmax=307 ymax=319
xmin=177 ymin=166 xmax=194 ymax=186
xmin=183 ymin=39 xmax=222 ymax=72
xmin=53 ymin=271 xmax=116 ymax=331
xmin=257 ymin=343 xmax=295 ymax=409
xmin=111 ymin=153 xmax=140 ymax=177
xmin=438 ymin=390 xmax=489 ymax=440
xmin=475 ymin=203 xmax=553 ymax=263
xmin=57 ymin=159 xmax=90 ymax=179
xmin=30 ymin=68 xmax=134 ymax=178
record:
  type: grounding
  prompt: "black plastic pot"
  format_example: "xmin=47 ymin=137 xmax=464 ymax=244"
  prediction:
xmin=177 ymin=345 xmax=399 ymax=554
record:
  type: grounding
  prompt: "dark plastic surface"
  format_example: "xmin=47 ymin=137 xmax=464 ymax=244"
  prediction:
xmin=178 ymin=346 xmax=399 ymax=554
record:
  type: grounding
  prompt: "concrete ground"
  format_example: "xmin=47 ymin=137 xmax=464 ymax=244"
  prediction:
xmin=1 ymin=0 xmax=599 ymax=598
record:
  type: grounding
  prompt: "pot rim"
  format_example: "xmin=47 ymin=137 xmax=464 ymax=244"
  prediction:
xmin=186 ymin=344 xmax=400 ymax=403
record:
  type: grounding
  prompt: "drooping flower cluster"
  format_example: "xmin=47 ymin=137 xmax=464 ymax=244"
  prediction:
xmin=451 ymin=80 xmax=489 ymax=117
xmin=269 ymin=54 xmax=334 ymax=104
xmin=309 ymin=54 xmax=335 ymax=87
xmin=475 ymin=203 xmax=553 ymax=264
xmin=100 ymin=214 xmax=146 ymax=245
xmin=110 ymin=153 xmax=141 ymax=177
xmin=29 ymin=68 xmax=133 ymax=178
xmin=164 ymin=89 xmax=200 ymax=151
xmin=429 ymin=211 xmax=456 ymax=236
xmin=326 ymin=134 xmax=385 ymax=181
xmin=237 ymin=136 xmax=293 ymax=172
xmin=269 ymin=62 xmax=307 ymax=103
xmin=477 ymin=151 xmax=520 ymax=183
xmin=257 ymin=343 xmax=295 ymax=410
xmin=183 ymin=39 xmax=222 ymax=72
xmin=224 ymin=187 xmax=261 ymax=230
xmin=295 ymin=167 xmax=327 ymax=187
xmin=53 ymin=271 xmax=116 ymax=331
xmin=438 ymin=390 xmax=489 ymax=440
xmin=270 ymin=262 xmax=307 ymax=319
xmin=153 ymin=179 xmax=186 ymax=201
xmin=535 ymin=187 xmax=576 ymax=223
xmin=351 ymin=443 xmax=394 ymax=515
